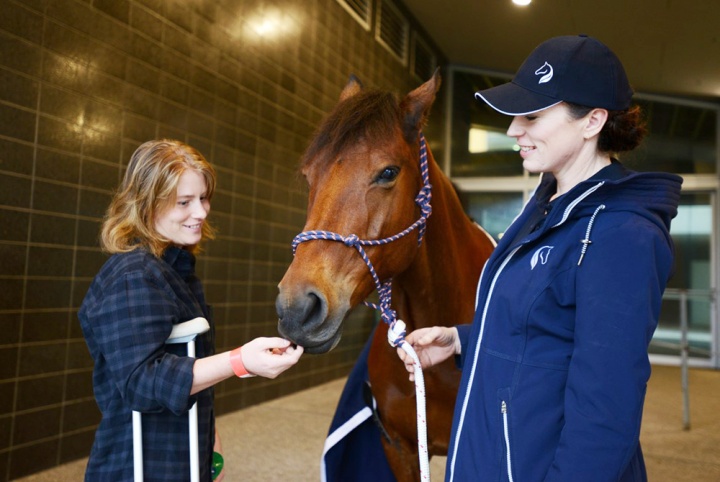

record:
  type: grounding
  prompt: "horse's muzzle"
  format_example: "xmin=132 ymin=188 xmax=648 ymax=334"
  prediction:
xmin=275 ymin=286 xmax=345 ymax=354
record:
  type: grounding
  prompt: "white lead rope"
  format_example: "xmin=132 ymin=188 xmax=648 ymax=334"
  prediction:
xmin=388 ymin=320 xmax=430 ymax=481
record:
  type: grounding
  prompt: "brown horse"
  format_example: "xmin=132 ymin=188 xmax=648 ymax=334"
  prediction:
xmin=276 ymin=71 xmax=495 ymax=481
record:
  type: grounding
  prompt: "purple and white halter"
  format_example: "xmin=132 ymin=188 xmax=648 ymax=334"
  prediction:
xmin=291 ymin=133 xmax=433 ymax=336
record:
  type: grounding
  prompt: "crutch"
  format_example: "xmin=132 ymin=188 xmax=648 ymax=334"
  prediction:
xmin=133 ymin=317 xmax=211 ymax=482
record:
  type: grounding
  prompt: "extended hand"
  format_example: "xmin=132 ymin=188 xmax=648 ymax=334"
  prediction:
xmin=241 ymin=337 xmax=304 ymax=379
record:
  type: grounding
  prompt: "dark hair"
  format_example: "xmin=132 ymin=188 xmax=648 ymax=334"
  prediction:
xmin=565 ymin=102 xmax=647 ymax=153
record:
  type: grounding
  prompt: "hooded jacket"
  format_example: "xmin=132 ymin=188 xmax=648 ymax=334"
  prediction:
xmin=447 ymin=166 xmax=682 ymax=482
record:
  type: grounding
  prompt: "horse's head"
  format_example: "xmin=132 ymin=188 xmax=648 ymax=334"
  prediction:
xmin=276 ymin=71 xmax=441 ymax=354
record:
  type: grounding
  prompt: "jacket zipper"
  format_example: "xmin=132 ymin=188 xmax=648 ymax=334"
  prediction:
xmin=447 ymin=246 xmax=522 ymax=482
xmin=551 ymin=181 xmax=605 ymax=228
xmin=502 ymin=401 xmax=514 ymax=482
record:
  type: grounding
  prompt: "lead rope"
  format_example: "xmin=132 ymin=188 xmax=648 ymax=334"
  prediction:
xmin=387 ymin=320 xmax=430 ymax=481
xmin=292 ymin=134 xmax=432 ymax=481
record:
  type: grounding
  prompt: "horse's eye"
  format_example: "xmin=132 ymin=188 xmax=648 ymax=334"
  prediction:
xmin=376 ymin=166 xmax=400 ymax=184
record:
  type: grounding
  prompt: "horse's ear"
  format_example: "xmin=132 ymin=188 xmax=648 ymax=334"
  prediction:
xmin=400 ymin=68 xmax=441 ymax=141
xmin=339 ymin=74 xmax=363 ymax=101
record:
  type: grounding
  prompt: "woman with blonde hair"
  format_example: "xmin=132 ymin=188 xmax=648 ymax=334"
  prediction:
xmin=79 ymin=139 xmax=303 ymax=481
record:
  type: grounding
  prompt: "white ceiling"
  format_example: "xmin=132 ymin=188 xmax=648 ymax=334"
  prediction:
xmin=402 ymin=0 xmax=720 ymax=101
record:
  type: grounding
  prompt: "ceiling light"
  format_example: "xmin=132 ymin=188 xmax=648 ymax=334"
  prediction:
xmin=512 ymin=0 xmax=532 ymax=6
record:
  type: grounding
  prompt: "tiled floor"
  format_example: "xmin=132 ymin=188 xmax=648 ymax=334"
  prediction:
xmin=16 ymin=364 xmax=720 ymax=481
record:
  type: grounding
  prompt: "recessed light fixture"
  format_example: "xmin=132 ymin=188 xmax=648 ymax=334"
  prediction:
xmin=513 ymin=0 xmax=532 ymax=6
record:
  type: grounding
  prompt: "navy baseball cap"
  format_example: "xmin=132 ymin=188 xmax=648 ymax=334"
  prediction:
xmin=475 ymin=35 xmax=634 ymax=116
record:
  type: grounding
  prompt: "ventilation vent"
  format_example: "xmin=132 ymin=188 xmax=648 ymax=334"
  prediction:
xmin=336 ymin=0 xmax=372 ymax=30
xmin=375 ymin=0 xmax=409 ymax=65
xmin=412 ymin=34 xmax=436 ymax=81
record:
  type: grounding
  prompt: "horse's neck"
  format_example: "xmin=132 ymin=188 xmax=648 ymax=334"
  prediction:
xmin=393 ymin=158 xmax=492 ymax=330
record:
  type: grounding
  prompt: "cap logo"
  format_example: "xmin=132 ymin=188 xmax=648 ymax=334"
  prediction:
xmin=535 ymin=62 xmax=553 ymax=84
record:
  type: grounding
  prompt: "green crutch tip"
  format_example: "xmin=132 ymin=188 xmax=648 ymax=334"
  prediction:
xmin=211 ymin=451 xmax=224 ymax=480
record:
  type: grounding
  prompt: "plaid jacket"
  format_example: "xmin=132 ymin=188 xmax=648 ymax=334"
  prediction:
xmin=79 ymin=246 xmax=215 ymax=481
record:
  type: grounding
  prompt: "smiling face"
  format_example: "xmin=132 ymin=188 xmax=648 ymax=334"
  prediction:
xmin=506 ymin=102 xmax=612 ymax=195
xmin=154 ymin=169 xmax=210 ymax=248
xmin=506 ymin=103 xmax=588 ymax=174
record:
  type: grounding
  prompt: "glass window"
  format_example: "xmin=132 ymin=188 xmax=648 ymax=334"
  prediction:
xmin=449 ymin=70 xmax=718 ymax=177
xmin=450 ymin=70 xmax=522 ymax=177
xmin=460 ymin=191 xmax=524 ymax=242
xmin=623 ymin=99 xmax=717 ymax=174
xmin=652 ymin=192 xmax=715 ymax=360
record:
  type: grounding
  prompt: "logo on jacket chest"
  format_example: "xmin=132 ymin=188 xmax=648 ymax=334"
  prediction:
xmin=530 ymin=245 xmax=554 ymax=270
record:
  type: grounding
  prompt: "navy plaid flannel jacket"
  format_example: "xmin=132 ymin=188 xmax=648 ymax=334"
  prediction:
xmin=79 ymin=246 xmax=215 ymax=481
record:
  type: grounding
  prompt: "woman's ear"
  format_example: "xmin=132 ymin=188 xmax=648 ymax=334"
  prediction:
xmin=584 ymin=108 xmax=608 ymax=139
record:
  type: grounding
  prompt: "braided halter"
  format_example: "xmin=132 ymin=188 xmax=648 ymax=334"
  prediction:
xmin=291 ymin=133 xmax=432 ymax=332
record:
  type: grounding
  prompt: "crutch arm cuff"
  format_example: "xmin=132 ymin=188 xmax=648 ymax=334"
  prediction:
xmin=230 ymin=346 xmax=255 ymax=378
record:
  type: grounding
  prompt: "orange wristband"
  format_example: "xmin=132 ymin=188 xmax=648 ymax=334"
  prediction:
xmin=230 ymin=347 xmax=255 ymax=378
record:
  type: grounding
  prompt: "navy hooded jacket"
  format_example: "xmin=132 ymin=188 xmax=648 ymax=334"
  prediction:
xmin=446 ymin=166 xmax=682 ymax=482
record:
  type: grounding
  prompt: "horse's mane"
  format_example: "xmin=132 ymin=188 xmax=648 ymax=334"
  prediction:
xmin=301 ymin=89 xmax=401 ymax=169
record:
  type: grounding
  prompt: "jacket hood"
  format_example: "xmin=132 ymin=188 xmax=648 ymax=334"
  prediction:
xmin=539 ymin=170 xmax=682 ymax=238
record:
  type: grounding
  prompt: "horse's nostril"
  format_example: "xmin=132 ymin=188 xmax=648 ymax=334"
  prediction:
xmin=276 ymin=287 xmax=328 ymax=329
xmin=306 ymin=291 xmax=326 ymax=327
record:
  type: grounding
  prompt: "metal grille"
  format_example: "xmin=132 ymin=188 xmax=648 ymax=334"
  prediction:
xmin=336 ymin=0 xmax=372 ymax=30
xmin=375 ymin=0 xmax=408 ymax=65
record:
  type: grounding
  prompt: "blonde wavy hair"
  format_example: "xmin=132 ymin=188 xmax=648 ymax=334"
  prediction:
xmin=101 ymin=139 xmax=216 ymax=257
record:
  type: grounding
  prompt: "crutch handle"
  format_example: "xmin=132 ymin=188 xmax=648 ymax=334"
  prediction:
xmin=166 ymin=317 xmax=210 ymax=345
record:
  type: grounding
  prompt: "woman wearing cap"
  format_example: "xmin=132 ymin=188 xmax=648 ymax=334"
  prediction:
xmin=397 ymin=35 xmax=681 ymax=481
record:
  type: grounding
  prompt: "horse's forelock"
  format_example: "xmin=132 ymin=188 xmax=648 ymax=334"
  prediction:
xmin=301 ymin=90 xmax=401 ymax=170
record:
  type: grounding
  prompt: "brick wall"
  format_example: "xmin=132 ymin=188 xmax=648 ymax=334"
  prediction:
xmin=0 ymin=0 xmax=444 ymax=478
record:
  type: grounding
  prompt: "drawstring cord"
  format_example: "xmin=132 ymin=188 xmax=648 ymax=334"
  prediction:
xmin=578 ymin=204 xmax=605 ymax=266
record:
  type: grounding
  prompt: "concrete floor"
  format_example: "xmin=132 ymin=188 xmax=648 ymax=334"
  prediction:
xmin=16 ymin=364 xmax=720 ymax=481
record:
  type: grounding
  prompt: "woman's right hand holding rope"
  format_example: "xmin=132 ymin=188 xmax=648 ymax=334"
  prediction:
xmin=396 ymin=326 xmax=460 ymax=381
